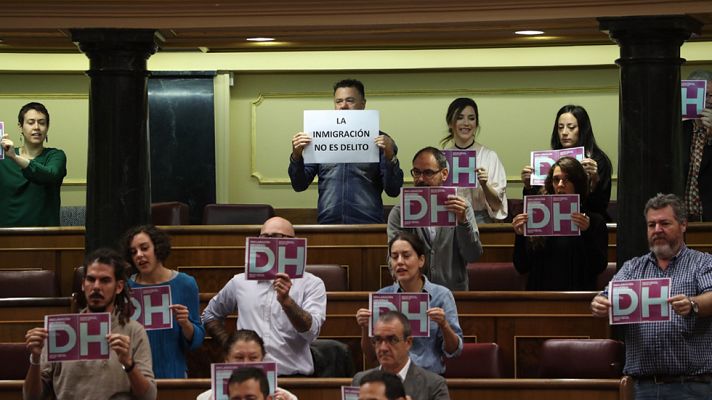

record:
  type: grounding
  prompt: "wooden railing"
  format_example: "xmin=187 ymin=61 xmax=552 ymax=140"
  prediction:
xmin=0 ymin=291 xmax=609 ymax=378
xmin=0 ymin=377 xmax=633 ymax=400
xmin=4 ymin=222 xmax=712 ymax=296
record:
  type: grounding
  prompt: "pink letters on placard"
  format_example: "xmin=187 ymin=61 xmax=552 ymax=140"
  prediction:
xmin=443 ymin=149 xmax=477 ymax=187
xmin=130 ymin=285 xmax=173 ymax=331
xmin=681 ymin=80 xmax=707 ymax=119
xmin=369 ymin=293 xmax=430 ymax=337
xmin=400 ymin=187 xmax=457 ymax=227
xmin=530 ymin=147 xmax=585 ymax=186
xmin=245 ymin=237 xmax=307 ymax=280
xmin=524 ymin=194 xmax=580 ymax=236
xmin=45 ymin=313 xmax=111 ymax=362
xmin=609 ymin=278 xmax=671 ymax=325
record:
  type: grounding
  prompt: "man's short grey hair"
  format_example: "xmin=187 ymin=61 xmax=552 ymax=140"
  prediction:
xmin=644 ymin=193 xmax=687 ymax=223
xmin=687 ymin=70 xmax=712 ymax=81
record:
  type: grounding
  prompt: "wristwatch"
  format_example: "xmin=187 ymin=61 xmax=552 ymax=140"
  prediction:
xmin=690 ymin=298 xmax=699 ymax=315
xmin=122 ymin=360 xmax=136 ymax=373
xmin=389 ymin=154 xmax=399 ymax=166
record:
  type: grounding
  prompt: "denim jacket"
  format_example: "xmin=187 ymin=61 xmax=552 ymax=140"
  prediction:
xmin=288 ymin=132 xmax=403 ymax=224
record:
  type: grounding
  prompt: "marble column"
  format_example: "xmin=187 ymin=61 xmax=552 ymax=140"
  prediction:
xmin=598 ymin=16 xmax=701 ymax=267
xmin=71 ymin=29 xmax=158 ymax=252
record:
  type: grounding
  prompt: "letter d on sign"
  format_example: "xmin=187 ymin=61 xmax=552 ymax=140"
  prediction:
xmin=404 ymin=192 xmax=427 ymax=220
xmin=249 ymin=243 xmax=275 ymax=274
xmin=527 ymin=202 xmax=550 ymax=229
xmin=49 ymin=322 xmax=76 ymax=354
xmin=612 ymin=287 xmax=638 ymax=316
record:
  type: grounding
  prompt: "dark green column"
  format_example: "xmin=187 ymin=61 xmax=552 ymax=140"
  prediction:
xmin=598 ymin=16 xmax=701 ymax=267
xmin=71 ymin=29 xmax=158 ymax=253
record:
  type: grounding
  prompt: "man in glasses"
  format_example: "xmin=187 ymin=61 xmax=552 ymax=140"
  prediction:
xmin=202 ymin=217 xmax=327 ymax=376
xmin=387 ymin=146 xmax=483 ymax=291
xmin=353 ymin=311 xmax=449 ymax=400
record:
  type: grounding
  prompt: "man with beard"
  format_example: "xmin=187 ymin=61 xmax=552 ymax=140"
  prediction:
xmin=591 ymin=193 xmax=712 ymax=399
xmin=387 ymin=146 xmax=482 ymax=291
xmin=23 ymin=248 xmax=156 ymax=400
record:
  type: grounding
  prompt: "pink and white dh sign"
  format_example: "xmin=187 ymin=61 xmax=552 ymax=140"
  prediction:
xmin=369 ymin=293 xmax=430 ymax=337
xmin=400 ymin=187 xmax=457 ymax=227
xmin=681 ymin=80 xmax=707 ymax=119
xmin=45 ymin=312 xmax=111 ymax=362
xmin=443 ymin=149 xmax=477 ymax=188
xmin=524 ymin=194 xmax=580 ymax=236
xmin=529 ymin=146 xmax=585 ymax=186
xmin=245 ymin=237 xmax=307 ymax=280
xmin=130 ymin=285 xmax=173 ymax=331
xmin=609 ymin=278 xmax=671 ymax=325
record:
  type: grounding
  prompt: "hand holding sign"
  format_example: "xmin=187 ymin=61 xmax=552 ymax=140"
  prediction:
xmin=169 ymin=304 xmax=191 ymax=331
xmin=25 ymin=327 xmax=49 ymax=359
xmin=668 ymin=294 xmax=696 ymax=316
xmin=374 ymin=134 xmax=395 ymax=161
xmin=273 ymin=273 xmax=294 ymax=305
xmin=444 ymin=194 xmax=469 ymax=224
xmin=426 ymin=307 xmax=449 ymax=329
xmin=107 ymin=333 xmax=133 ymax=368
xmin=291 ymin=132 xmax=312 ymax=160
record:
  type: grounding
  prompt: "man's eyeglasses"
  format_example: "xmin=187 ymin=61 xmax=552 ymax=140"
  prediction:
xmin=259 ymin=233 xmax=294 ymax=238
xmin=410 ymin=168 xmax=442 ymax=179
xmin=370 ymin=335 xmax=405 ymax=346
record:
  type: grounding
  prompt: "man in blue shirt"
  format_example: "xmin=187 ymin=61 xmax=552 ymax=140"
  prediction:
xmin=591 ymin=193 xmax=712 ymax=399
xmin=288 ymin=79 xmax=403 ymax=224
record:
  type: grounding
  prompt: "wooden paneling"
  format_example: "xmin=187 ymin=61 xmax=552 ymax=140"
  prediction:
xmin=0 ymin=292 xmax=609 ymax=378
xmin=1 ymin=222 xmax=710 ymax=295
xmin=0 ymin=377 xmax=633 ymax=400
xmin=195 ymin=290 xmax=613 ymax=378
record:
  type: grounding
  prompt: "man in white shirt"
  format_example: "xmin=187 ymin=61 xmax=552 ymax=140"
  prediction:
xmin=202 ymin=217 xmax=327 ymax=375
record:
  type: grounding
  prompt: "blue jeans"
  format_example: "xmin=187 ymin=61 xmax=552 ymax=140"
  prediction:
xmin=635 ymin=381 xmax=712 ymax=400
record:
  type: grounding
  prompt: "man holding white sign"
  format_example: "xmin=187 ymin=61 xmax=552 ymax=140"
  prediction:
xmin=388 ymin=146 xmax=482 ymax=291
xmin=289 ymin=79 xmax=403 ymax=224
xmin=23 ymin=248 xmax=156 ymax=400
xmin=202 ymin=217 xmax=327 ymax=376
xmin=591 ymin=194 xmax=712 ymax=399
xmin=683 ymin=70 xmax=712 ymax=222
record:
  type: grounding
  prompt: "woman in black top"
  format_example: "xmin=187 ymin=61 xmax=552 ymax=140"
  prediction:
xmin=520 ymin=105 xmax=613 ymax=221
xmin=512 ymin=156 xmax=608 ymax=291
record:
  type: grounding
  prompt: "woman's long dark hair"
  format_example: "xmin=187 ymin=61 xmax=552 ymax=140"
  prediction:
xmin=550 ymin=105 xmax=605 ymax=157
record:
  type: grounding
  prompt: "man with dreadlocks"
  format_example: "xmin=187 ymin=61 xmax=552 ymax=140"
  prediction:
xmin=23 ymin=248 xmax=156 ymax=400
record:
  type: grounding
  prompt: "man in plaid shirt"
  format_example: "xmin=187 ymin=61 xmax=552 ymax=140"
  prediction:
xmin=591 ymin=193 xmax=712 ymax=399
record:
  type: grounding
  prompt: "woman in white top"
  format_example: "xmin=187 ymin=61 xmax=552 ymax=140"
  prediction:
xmin=440 ymin=97 xmax=508 ymax=223
xmin=196 ymin=329 xmax=297 ymax=400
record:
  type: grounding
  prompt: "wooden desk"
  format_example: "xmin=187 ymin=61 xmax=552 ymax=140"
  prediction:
xmin=0 ymin=377 xmax=633 ymax=400
xmin=195 ymin=291 xmax=608 ymax=377
xmin=3 ymin=223 xmax=712 ymax=295
xmin=0 ymin=292 xmax=607 ymax=377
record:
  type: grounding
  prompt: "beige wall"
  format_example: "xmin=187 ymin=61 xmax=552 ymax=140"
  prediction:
xmin=1 ymin=45 xmax=710 ymax=209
